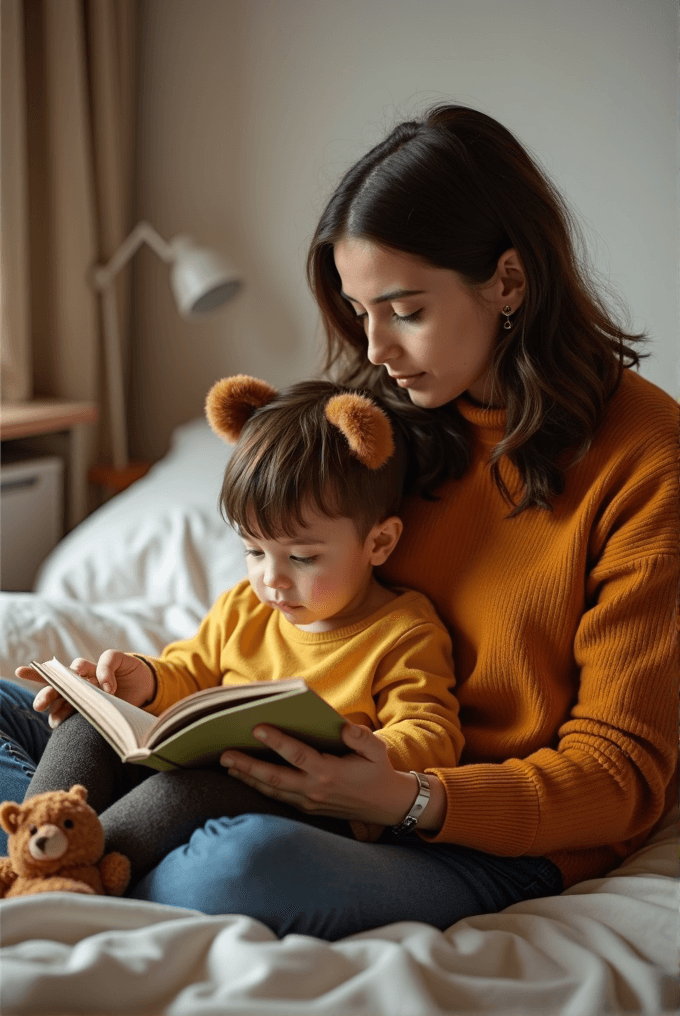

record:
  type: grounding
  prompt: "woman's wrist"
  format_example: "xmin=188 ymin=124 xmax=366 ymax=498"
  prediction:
xmin=389 ymin=771 xmax=446 ymax=834
xmin=414 ymin=773 xmax=446 ymax=833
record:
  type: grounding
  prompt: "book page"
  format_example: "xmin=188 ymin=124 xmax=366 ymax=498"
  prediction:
xmin=32 ymin=659 xmax=156 ymax=755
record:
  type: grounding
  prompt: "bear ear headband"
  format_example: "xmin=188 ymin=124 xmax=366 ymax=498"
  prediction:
xmin=205 ymin=375 xmax=394 ymax=470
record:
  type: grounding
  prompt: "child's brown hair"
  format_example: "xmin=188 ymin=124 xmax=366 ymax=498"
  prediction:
xmin=208 ymin=378 xmax=410 ymax=540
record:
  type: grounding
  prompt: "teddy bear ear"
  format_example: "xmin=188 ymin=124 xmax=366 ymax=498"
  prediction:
xmin=325 ymin=394 xmax=395 ymax=470
xmin=206 ymin=375 xmax=278 ymax=444
xmin=0 ymin=801 xmax=22 ymax=835
xmin=69 ymin=785 xmax=88 ymax=802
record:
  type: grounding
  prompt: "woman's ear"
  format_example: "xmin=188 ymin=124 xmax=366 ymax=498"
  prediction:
xmin=367 ymin=516 xmax=403 ymax=566
xmin=495 ymin=248 xmax=526 ymax=310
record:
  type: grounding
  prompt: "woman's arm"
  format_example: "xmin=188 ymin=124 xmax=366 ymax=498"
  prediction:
xmin=427 ymin=551 xmax=678 ymax=862
xmin=220 ymin=721 xmax=448 ymax=832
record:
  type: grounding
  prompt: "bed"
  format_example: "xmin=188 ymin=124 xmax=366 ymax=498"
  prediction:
xmin=0 ymin=417 xmax=677 ymax=1016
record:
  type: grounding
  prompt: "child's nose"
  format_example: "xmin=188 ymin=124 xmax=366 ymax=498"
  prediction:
xmin=263 ymin=565 xmax=292 ymax=589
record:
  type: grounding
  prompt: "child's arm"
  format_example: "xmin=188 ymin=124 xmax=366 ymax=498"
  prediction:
xmin=138 ymin=587 xmax=241 ymax=715
xmin=371 ymin=622 xmax=464 ymax=773
xmin=18 ymin=584 xmax=242 ymax=724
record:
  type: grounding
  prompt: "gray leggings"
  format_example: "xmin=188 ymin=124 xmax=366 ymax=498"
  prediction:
xmin=25 ymin=712 xmax=351 ymax=877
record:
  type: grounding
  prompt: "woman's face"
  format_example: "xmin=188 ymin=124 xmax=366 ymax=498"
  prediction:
xmin=334 ymin=238 xmax=521 ymax=408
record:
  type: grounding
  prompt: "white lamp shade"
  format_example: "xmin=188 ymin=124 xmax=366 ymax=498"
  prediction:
xmin=170 ymin=241 xmax=242 ymax=317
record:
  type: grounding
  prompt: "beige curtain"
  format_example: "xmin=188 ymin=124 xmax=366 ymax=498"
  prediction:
xmin=0 ymin=0 xmax=137 ymax=464
xmin=1 ymin=0 xmax=31 ymax=402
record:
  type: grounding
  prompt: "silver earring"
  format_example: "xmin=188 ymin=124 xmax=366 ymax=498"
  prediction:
xmin=502 ymin=305 xmax=513 ymax=330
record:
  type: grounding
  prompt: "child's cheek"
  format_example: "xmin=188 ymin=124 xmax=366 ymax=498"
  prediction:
xmin=308 ymin=575 xmax=336 ymax=611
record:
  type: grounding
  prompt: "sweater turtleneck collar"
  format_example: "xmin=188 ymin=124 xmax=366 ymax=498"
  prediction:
xmin=455 ymin=395 xmax=507 ymax=442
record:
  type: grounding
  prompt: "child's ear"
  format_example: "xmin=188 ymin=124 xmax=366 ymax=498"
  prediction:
xmin=367 ymin=516 xmax=403 ymax=566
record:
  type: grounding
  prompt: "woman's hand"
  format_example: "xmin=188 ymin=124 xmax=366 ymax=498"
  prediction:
xmin=220 ymin=722 xmax=447 ymax=831
xmin=15 ymin=652 xmax=156 ymax=728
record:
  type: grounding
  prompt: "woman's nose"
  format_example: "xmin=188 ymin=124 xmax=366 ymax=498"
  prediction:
xmin=365 ymin=319 xmax=400 ymax=366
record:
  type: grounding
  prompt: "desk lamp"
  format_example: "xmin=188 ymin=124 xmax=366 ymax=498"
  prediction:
xmin=91 ymin=221 xmax=242 ymax=481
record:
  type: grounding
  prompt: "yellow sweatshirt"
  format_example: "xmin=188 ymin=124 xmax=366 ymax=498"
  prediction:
xmin=143 ymin=583 xmax=464 ymax=778
xmin=381 ymin=369 xmax=679 ymax=888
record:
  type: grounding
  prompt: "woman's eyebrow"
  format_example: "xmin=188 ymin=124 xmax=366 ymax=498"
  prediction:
xmin=340 ymin=288 xmax=425 ymax=305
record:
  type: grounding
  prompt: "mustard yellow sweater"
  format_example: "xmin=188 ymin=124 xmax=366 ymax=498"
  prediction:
xmin=381 ymin=369 xmax=679 ymax=888
xmin=144 ymin=582 xmax=464 ymax=776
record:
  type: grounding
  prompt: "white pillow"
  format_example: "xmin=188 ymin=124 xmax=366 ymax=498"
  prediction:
xmin=35 ymin=418 xmax=247 ymax=613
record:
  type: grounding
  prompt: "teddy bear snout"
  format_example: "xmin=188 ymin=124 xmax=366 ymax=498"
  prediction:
xmin=29 ymin=824 xmax=69 ymax=861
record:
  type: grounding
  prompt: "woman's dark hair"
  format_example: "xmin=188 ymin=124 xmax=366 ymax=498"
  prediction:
xmin=220 ymin=380 xmax=410 ymax=540
xmin=307 ymin=104 xmax=646 ymax=513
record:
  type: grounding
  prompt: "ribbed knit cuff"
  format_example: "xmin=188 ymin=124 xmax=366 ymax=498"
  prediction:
xmin=130 ymin=655 xmax=169 ymax=716
xmin=420 ymin=762 xmax=540 ymax=855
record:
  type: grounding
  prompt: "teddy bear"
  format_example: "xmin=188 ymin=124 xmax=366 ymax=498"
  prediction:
xmin=0 ymin=784 xmax=130 ymax=898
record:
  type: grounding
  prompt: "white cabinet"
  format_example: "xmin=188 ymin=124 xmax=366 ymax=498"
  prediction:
xmin=1 ymin=456 xmax=64 ymax=590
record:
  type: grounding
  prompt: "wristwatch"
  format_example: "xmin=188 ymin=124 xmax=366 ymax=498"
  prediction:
xmin=391 ymin=771 xmax=431 ymax=835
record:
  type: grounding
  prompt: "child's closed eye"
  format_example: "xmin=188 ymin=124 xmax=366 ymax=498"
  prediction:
xmin=290 ymin=555 xmax=317 ymax=564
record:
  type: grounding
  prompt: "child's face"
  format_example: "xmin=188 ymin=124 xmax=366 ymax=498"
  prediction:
xmin=241 ymin=504 xmax=398 ymax=630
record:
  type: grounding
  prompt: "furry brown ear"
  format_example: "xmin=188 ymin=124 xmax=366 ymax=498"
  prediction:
xmin=69 ymin=785 xmax=88 ymax=802
xmin=206 ymin=375 xmax=278 ymax=443
xmin=325 ymin=394 xmax=395 ymax=469
xmin=0 ymin=802 xmax=22 ymax=835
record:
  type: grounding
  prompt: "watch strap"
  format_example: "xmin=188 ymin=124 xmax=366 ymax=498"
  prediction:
xmin=391 ymin=771 xmax=430 ymax=835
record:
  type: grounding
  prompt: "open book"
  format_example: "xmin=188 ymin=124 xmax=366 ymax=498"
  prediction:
xmin=30 ymin=658 xmax=348 ymax=772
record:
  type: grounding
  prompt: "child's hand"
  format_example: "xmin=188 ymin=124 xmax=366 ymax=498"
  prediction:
xmin=70 ymin=652 xmax=156 ymax=705
xmin=16 ymin=652 xmax=156 ymax=728
xmin=15 ymin=664 xmax=76 ymax=728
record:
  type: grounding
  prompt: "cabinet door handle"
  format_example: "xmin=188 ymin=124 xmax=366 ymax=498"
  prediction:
xmin=1 ymin=477 xmax=38 ymax=493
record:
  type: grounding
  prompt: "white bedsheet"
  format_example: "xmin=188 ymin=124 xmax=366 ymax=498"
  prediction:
xmin=1 ymin=813 xmax=677 ymax=1016
xmin=0 ymin=418 xmax=677 ymax=1016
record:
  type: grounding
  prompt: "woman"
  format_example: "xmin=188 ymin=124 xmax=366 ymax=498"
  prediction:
xmin=8 ymin=106 xmax=679 ymax=941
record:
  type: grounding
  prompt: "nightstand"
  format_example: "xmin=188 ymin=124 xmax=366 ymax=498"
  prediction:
xmin=0 ymin=399 xmax=98 ymax=530
xmin=88 ymin=461 xmax=151 ymax=498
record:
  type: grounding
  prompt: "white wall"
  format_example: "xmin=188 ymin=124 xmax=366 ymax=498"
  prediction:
xmin=132 ymin=0 xmax=678 ymax=461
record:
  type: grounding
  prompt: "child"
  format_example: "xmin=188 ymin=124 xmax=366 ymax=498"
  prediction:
xmin=18 ymin=376 xmax=464 ymax=879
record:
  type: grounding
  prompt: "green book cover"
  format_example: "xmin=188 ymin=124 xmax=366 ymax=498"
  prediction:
xmin=126 ymin=686 xmax=348 ymax=771
xmin=31 ymin=658 xmax=348 ymax=772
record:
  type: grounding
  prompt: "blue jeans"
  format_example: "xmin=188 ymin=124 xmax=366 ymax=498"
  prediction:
xmin=0 ymin=680 xmax=52 ymax=853
xmin=0 ymin=680 xmax=563 ymax=940
xmin=130 ymin=815 xmax=563 ymax=939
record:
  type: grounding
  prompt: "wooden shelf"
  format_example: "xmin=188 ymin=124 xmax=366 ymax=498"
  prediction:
xmin=88 ymin=461 xmax=151 ymax=495
xmin=1 ymin=399 xmax=98 ymax=440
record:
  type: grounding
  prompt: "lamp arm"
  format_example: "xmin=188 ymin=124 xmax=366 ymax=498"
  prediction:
xmin=91 ymin=220 xmax=238 ymax=473
xmin=92 ymin=221 xmax=175 ymax=471
xmin=92 ymin=221 xmax=175 ymax=289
